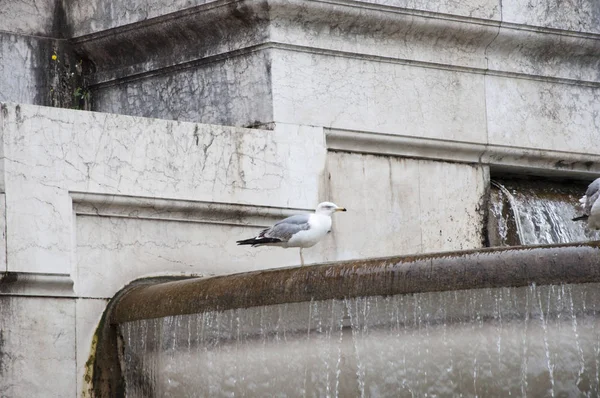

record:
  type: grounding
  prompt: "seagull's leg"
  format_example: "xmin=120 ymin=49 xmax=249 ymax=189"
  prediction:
xmin=299 ymin=248 xmax=305 ymax=266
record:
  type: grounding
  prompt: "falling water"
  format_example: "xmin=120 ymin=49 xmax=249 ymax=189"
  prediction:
xmin=489 ymin=179 xmax=600 ymax=246
xmin=120 ymin=283 xmax=600 ymax=397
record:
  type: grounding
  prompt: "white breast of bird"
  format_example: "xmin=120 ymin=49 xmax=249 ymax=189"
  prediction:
xmin=285 ymin=213 xmax=333 ymax=248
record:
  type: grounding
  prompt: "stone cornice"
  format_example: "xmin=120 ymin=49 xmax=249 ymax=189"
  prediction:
xmin=326 ymin=128 xmax=600 ymax=178
xmin=71 ymin=192 xmax=312 ymax=228
xmin=73 ymin=0 xmax=600 ymax=86
xmin=0 ymin=272 xmax=74 ymax=297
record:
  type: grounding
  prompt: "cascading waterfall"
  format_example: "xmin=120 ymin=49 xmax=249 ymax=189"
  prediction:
xmin=489 ymin=179 xmax=600 ymax=245
xmin=120 ymin=283 xmax=600 ymax=397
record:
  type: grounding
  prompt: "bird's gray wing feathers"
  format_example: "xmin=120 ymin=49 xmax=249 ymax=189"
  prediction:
xmin=261 ymin=214 xmax=311 ymax=242
xmin=586 ymin=190 xmax=600 ymax=215
xmin=274 ymin=214 xmax=311 ymax=226
xmin=585 ymin=178 xmax=600 ymax=214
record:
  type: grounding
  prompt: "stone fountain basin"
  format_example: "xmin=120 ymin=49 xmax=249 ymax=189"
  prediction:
xmin=92 ymin=241 xmax=600 ymax=397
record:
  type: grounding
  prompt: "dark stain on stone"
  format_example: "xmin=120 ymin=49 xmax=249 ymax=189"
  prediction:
xmin=244 ymin=120 xmax=266 ymax=129
xmin=0 ymin=273 xmax=19 ymax=295
xmin=14 ymin=106 xmax=21 ymax=124
xmin=193 ymin=125 xmax=199 ymax=146
xmin=29 ymin=37 xmax=54 ymax=106
xmin=20 ymin=0 xmax=93 ymax=109
xmin=554 ymin=160 xmax=569 ymax=169
xmin=0 ymin=297 xmax=10 ymax=378
xmin=480 ymin=177 xmax=491 ymax=248
xmin=0 ymin=273 xmax=18 ymax=285
xmin=52 ymin=0 xmax=72 ymax=39
xmin=0 ymin=329 xmax=5 ymax=376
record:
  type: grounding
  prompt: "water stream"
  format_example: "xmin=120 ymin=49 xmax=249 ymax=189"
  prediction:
xmin=489 ymin=179 xmax=600 ymax=246
xmin=120 ymin=283 xmax=600 ymax=397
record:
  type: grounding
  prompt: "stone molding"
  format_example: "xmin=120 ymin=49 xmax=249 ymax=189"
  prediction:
xmin=72 ymin=0 xmax=600 ymax=86
xmin=0 ymin=272 xmax=74 ymax=297
xmin=326 ymin=128 xmax=600 ymax=178
xmin=71 ymin=191 xmax=312 ymax=227
xmin=0 ymin=192 xmax=311 ymax=298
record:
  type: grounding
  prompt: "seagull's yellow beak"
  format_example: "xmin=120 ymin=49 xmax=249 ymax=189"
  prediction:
xmin=335 ymin=207 xmax=347 ymax=212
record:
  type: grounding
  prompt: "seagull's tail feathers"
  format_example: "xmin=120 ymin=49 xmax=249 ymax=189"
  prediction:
xmin=236 ymin=237 xmax=283 ymax=247
xmin=573 ymin=214 xmax=589 ymax=222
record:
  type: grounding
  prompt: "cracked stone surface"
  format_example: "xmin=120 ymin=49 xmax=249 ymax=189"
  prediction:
xmin=502 ymin=0 xmax=600 ymax=34
xmin=93 ymin=50 xmax=274 ymax=126
xmin=0 ymin=0 xmax=57 ymax=36
xmin=4 ymin=0 xmax=600 ymax=125
xmin=320 ymin=153 xmax=487 ymax=262
xmin=82 ymin=0 xmax=600 ymax=125
xmin=271 ymin=48 xmax=488 ymax=143
xmin=66 ymin=0 xmax=222 ymax=36
xmin=0 ymin=34 xmax=49 ymax=106
xmin=2 ymin=1 xmax=600 ymax=396
xmin=0 ymin=296 xmax=76 ymax=397
xmin=0 ymin=103 xmax=325 ymax=277
xmin=486 ymin=76 xmax=600 ymax=154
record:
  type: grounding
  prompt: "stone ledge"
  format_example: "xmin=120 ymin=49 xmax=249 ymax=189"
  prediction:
xmin=111 ymin=241 xmax=600 ymax=322
xmin=0 ymin=272 xmax=74 ymax=297
xmin=72 ymin=0 xmax=269 ymax=82
xmin=71 ymin=192 xmax=312 ymax=227
xmin=89 ymin=42 xmax=600 ymax=90
xmin=73 ymin=0 xmax=600 ymax=86
xmin=326 ymin=128 xmax=600 ymax=178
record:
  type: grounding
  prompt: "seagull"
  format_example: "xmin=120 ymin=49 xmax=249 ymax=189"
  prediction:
xmin=572 ymin=177 xmax=600 ymax=229
xmin=236 ymin=202 xmax=347 ymax=266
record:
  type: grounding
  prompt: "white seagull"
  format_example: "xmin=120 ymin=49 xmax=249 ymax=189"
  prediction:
xmin=237 ymin=202 xmax=347 ymax=266
xmin=573 ymin=177 xmax=600 ymax=229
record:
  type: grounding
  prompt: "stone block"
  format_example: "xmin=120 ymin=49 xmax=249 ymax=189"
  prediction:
xmin=91 ymin=50 xmax=274 ymax=126
xmin=0 ymin=34 xmax=52 ymax=106
xmin=0 ymin=296 xmax=76 ymax=397
xmin=271 ymin=49 xmax=488 ymax=143
xmin=0 ymin=0 xmax=57 ymax=36
xmin=323 ymin=152 xmax=486 ymax=261
xmin=486 ymin=75 xmax=600 ymax=155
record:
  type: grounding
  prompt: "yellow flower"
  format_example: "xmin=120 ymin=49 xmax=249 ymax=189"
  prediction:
xmin=51 ymin=54 xmax=57 ymax=61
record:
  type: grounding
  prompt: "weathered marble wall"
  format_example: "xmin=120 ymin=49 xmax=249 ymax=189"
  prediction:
xmin=0 ymin=0 xmax=56 ymax=104
xmin=65 ymin=0 xmax=600 ymax=130
xmin=0 ymin=103 xmax=492 ymax=397
xmin=323 ymin=153 xmax=488 ymax=260
xmin=3 ymin=100 xmax=600 ymax=396
xmin=0 ymin=296 xmax=76 ymax=397
xmin=1 ymin=0 xmax=600 ymax=396
xmin=0 ymin=0 xmax=88 ymax=109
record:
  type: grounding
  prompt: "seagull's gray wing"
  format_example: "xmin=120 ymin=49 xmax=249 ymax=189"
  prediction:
xmin=261 ymin=214 xmax=311 ymax=242
xmin=584 ymin=178 xmax=600 ymax=215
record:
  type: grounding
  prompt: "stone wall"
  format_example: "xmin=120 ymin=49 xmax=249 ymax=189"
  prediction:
xmin=1 ymin=0 xmax=600 ymax=396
